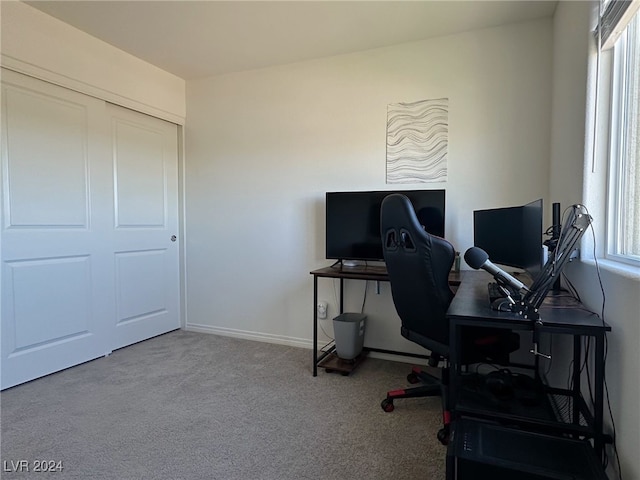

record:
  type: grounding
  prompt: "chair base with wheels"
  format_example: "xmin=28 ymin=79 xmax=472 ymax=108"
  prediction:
xmin=380 ymin=358 xmax=452 ymax=445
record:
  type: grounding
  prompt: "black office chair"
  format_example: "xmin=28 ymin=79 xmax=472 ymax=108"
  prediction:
xmin=379 ymin=194 xmax=519 ymax=443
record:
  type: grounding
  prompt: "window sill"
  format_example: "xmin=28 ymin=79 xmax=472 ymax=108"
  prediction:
xmin=582 ymin=257 xmax=640 ymax=282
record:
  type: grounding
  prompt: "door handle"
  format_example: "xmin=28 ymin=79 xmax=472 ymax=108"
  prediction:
xmin=170 ymin=235 xmax=177 ymax=242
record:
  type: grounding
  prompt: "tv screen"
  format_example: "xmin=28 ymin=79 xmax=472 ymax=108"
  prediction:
xmin=473 ymin=198 xmax=543 ymax=278
xmin=325 ymin=190 xmax=446 ymax=262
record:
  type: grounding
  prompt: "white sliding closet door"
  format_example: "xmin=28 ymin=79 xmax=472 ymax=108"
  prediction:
xmin=108 ymin=104 xmax=180 ymax=350
xmin=1 ymin=71 xmax=180 ymax=389
xmin=1 ymin=70 xmax=113 ymax=388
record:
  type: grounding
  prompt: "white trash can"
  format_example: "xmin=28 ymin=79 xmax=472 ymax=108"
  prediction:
xmin=333 ymin=313 xmax=367 ymax=360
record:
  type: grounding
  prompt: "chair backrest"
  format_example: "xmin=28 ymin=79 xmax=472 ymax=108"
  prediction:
xmin=380 ymin=194 xmax=455 ymax=355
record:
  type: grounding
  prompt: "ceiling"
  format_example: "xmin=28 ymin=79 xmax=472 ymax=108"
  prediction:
xmin=26 ymin=1 xmax=558 ymax=80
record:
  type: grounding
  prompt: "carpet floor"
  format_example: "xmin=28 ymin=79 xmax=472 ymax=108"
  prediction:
xmin=1 ymin=330 xmax=446 ymax=479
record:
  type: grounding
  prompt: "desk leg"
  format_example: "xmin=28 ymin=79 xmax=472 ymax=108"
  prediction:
xmin=445 ymin=435 xmax=456 ymax=480
xmin=572 ymin=336 xmax=582 ymax=426
xmin=313 ymin=275 xmax=318 ymax=377
xmin=449 ymin=321 xmax=461 ymax=419
xmin=593 ymin=333 xmax=605 ymax=458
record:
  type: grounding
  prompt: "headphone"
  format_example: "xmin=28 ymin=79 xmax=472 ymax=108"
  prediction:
xmin=484 ymin=369 xmax=514 ymax=399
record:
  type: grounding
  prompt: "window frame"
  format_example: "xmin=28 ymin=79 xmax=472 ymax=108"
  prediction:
xmin=605 ymin=10 xmax=640 ymax=267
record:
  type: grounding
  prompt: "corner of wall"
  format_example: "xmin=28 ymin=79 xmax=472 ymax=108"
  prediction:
xmin=1 ymin=1 xmax=186 ymax=124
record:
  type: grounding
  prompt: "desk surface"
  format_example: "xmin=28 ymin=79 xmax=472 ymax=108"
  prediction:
xmin=448 ymin=271 xmax=610 ymax=333
xmin=310 ymin=264 xmax=462 ymax=285
xmin=310 ymin=264 xmax=390 ymax=281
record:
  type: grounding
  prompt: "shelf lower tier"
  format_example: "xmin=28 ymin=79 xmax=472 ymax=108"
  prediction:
xmin=456 ymin=372 xmax=595 ymax=438
xmin=317 ymin=351 xmax=367 ymax=375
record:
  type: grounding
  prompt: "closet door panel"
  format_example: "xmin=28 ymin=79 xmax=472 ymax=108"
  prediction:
xmin=108 ymin=104 xmax=180 ymax=350
xmin=1 ymin=70 xmax=113 ymax=389
xmin=4 ymin=87 xmax=88 ymax=227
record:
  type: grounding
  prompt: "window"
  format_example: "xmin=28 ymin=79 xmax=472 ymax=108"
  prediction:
xmin=605 ymin=3 xmax=640 ymax=265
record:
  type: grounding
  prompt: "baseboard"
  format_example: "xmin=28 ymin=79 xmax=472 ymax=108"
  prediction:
xmin=184 ymin=323 xmax=421 ymax=366
xmin=366 ymin=351 xmax=422 ymax=365
xmin=185 ymin=323 xmax=313 ymax=350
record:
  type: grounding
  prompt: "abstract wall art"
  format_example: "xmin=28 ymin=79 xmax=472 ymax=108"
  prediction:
xmin=386 ymin=98 xmax=449 ymax=184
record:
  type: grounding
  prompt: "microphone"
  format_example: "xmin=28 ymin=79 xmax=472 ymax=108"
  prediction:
xmin=464 ymin=247 xmax=530 ymax=293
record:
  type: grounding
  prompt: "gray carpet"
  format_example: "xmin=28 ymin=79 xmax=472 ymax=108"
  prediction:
xmin=1 ymin=331 xmax=446 ymax=479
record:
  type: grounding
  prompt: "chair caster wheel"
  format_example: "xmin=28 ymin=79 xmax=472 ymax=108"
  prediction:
xmin=407 ymin=372 xmax=420 ymax=384
xmin=381 ymin=398 xmax=395 ymax=412
xmin=437 ymin=426 xmax=450 ymax=445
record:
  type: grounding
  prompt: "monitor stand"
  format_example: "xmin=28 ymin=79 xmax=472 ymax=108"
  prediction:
xmin=341 ymin=260 xmax=360 ymax=268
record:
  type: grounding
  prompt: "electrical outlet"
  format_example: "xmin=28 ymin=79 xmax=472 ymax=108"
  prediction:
xmin=317 ymin=301 xmax=328 ymax=319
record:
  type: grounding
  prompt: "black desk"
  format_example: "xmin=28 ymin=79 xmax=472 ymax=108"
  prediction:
xmin=446 ymin=271 xmax=611 ymax=477
xmin=310 ymin=264 xmax=461 ymax=376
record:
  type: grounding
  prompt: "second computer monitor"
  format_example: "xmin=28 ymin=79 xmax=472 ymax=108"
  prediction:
xmin=473 ymin=199 xmax=544 ymax=279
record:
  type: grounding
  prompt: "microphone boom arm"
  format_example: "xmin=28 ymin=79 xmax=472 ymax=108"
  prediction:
xmin=521 ymin=205 xmax=592 ymax=319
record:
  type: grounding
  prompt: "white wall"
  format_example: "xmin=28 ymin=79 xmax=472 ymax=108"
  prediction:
xmin=550 ymin=2 xmax=640 ymax=478
xmin=0 ymin=1 xmax=185 ymax=124
xmin=184 ymin=19 xmax=553 ymax=355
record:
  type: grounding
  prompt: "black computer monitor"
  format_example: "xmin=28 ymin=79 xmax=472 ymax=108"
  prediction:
xmin=473 ymin=199 xmax=543 ymax=279
xmin=326 ymin=189 xmax=445 ymax=262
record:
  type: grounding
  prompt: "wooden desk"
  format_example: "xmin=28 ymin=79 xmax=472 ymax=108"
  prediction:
xmin=310 ymin=264 xmax=461 ymax=376
xmin=446 ymin=271 xmax=611 ymax=476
